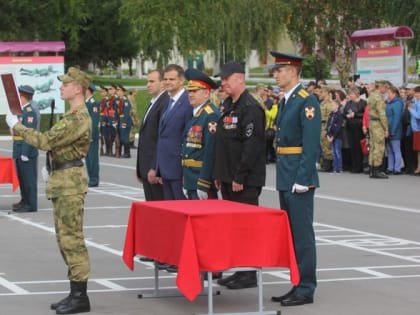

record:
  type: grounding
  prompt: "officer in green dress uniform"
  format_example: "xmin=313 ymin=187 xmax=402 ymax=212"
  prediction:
xmin=116 ymin=84 xmax=132 ymax=158
xmin=85 ymin=83 xmax=100 ymax=186
xmin=98 ymin=85 xmax=109 ymax=156
xmin=182 ymin=68 xmax=220 ymax=199
xmin=6 ymin=67 xmax=93 ymax=314
xmin=269 ymin=52 xmax=321 ymax=307
xmin=12 ymin=85 xmax=39 ymax=212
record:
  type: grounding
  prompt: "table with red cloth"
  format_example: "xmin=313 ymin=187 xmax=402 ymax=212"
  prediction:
xmin=0 ymin=156 xmax=19 ymax=191
xmin=122 ymin=199 xmax=300 ymax=302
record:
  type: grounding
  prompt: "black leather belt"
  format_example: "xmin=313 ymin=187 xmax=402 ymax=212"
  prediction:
xmin=51 ymin=159 xmax=83 ymax=171
xmin=370 ymin=118 xmax=380 ymax=121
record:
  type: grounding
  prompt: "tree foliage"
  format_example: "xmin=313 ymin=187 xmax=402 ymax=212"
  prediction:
xmin=120 ymin=0 xmax=288 ymax=67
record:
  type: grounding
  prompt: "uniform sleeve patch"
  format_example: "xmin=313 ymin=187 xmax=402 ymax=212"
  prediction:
xmin=208 ymin=121 xmax=217 ymax=134
xmin=54 ymin=120 xmax=66 ymax=130
xmin=245 ymin=122 xmax=254 ymax=137
xmin=305 ymin=106 xmax=315 ymax=120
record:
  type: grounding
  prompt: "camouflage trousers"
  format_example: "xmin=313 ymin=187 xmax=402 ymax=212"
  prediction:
xmin=52 ymin=194 xmax=90 ymax=281
xmin=320 ymin=129 xmax=333 ymax=160
xmin=368 ymin=121 xmax=386 ymax=167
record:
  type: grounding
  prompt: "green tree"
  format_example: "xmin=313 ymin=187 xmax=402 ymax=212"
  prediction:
xmin=381 ymin=0 xmax=420 ymax=55
xmin=285 ymin=0 xmax=387 ymax=86
xmin=121 ymin=0 xmax=288 ymax=68
xmin=0 ymin=0 xmax=89 ymax=50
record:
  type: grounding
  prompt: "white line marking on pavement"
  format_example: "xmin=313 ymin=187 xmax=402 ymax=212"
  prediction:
xmin=0 ymin=276 xmax=29 ymax=294
xmin=354 ymin=267 xmax=391 ymax=278
xmin=93 ymin=279 xmax=127 ymax=290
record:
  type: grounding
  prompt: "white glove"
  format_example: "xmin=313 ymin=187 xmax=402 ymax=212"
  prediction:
xmin=197 ymin=189 xmax=208 ymax=200
xmin=292 ymin=183 xmax=309 ymax=194
xmin=6 ymin=111 xmax=19 ymax=128
xmin=183 ymin=188 xmax=189 ymax=199
xmin=41 ymin=166 xmax=49 ymax=182
xmin=20 ymin=155 xmax=29 ymax=162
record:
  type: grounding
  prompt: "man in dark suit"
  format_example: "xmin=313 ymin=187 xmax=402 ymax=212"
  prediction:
xmin=156 ymin=64 xmax=193 ymax=200
xmin=136 ymin=69 xmax=168 ymax=201
xmin=270 ymin=51 xmax=321 ymax=307
xmin=12 ymin=85 xmax=39 ymax=213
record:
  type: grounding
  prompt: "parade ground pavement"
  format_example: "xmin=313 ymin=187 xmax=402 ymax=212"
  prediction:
xmin=1 ymin=139 xmax=419 ymax=315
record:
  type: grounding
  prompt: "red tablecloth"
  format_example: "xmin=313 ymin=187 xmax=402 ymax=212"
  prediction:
xmin=122 ymin=199 xmax=300 ymax=301
xmin=0 ymin=156 xmax=19 ymax=191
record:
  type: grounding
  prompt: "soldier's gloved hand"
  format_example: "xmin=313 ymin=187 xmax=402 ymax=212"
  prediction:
xmin=41 ymin=166 xmax=49 ymax=182
xmin=6 ymin=110 xmax=19 ymax=128
xmin=183 ymin=188 xmax=188 ymax=199
xmin=20 ymin=155 xmax=29 ymax=162
xmin=292 ymin=183 xmax=309 ymax=194
xmin=197 ymin=189 xmax=208 ymax=200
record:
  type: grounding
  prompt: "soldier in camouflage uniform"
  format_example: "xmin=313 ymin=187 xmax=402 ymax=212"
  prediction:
xmin=6 ymin=67 xmax=93 ymax=314
xmin=367 ymin=81 xmax=389 ymax=178
xmin=318 ymin=85 xmax=333 ymax=171
xmin=182 ymin=68 xmax=220 ymax=200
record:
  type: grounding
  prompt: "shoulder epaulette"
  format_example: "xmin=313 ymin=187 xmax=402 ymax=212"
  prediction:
xmin=298 ymin=89 xmax=309 ymax=99
xmin=26 ymin=107 xmax=32 ymax=112
xmin=89 ymin=98 xmax=95 ymax=103
xmin=204 ymin=104 xmax=214 ymax=114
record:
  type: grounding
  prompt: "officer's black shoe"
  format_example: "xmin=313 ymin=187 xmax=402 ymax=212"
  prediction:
xmin=139 ymin=256 xmax=154 ymax=262
xmin=12 ymin=201 xmax=22 ymax=210
xmin=225 ymin=271 xmax=257 ymax=289
xmin=165 ymin=265 xmax=178 ymax=273
xmin=280 ymin=292 xmax=313 ymax=307
xmin=271 ymin=286 xmax=296 ymax=302
xmin=157 ymin=262 xmax=170 ymax=270
xmin=216 ymin=272 xmax=241 ymax=286
xmin=55 ymin=281 xmax=90 ymax=314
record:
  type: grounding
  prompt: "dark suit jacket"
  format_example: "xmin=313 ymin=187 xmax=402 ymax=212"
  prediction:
xmin=156 ymin=90 xmax=193 ymax=180
xmin=136 ymin=91 xmax=170 ymax=179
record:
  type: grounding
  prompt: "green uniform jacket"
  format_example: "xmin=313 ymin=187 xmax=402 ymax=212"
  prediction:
xmin=182 ymin=101 xmax=220 ymax=192
xmin=276 ymin=85 xmax=321 ymax=191
xmin=12 ymin=103 xmax=39 ymax=159
xmin=14 ymin=104 xmax=92 ymax=198
xmin=86 ymin=95 xmax=100 ymax=141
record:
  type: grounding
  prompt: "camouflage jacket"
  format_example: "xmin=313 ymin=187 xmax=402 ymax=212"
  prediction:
xmin=14 ymin=103 xmax=92 ymax=198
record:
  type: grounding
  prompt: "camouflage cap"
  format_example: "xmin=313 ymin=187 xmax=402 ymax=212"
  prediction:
xmin=57 ymin=67 xmax=92 ymax=88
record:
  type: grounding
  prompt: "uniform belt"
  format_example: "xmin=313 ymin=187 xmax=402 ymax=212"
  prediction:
xmin=277 ymin=146 xmax=303 ymax=154
xmin=51 ymin=159 xmax=84 ymax=171
xmin=13 ymin=136 xmax=23 ymax=141
xmin=181 ymin=159 xmax=203 ymax=168
xmin=370 ymin=118 xmax=379 ymax=121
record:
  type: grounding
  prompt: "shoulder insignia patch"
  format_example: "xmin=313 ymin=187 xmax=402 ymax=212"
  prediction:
xmin=54 ymin=120 xmax=66 ymax=130
xmin=208 ymin=121 xmax=217 ymax=133
xmin=298 ymin=89 xmax=309 ymax=99
xmin=204 ymin=105 xmax=214 ymax=114
xmin=305 ymin=106 xmax=315 ymax=120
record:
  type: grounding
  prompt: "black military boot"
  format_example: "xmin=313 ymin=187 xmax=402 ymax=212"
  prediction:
xmin=370 ymin=167 xmax=388 ymax=179
xmin=123 ymin=144 xmax=131 ymax=158
xmin=55 ymin=281 xmax=90 ymax=314
xmin=50 ymin=281 xmax=73 ymax=310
